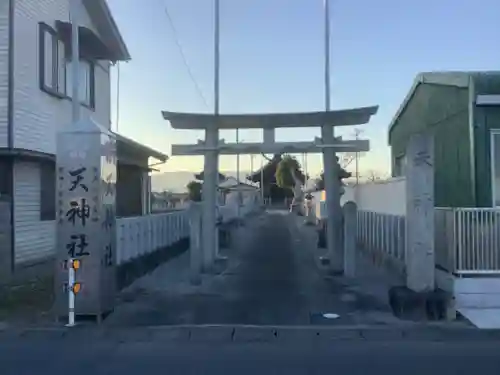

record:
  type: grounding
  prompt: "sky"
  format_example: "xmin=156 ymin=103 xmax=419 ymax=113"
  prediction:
xmin=107 ymin=0 xmax=500 ymax=178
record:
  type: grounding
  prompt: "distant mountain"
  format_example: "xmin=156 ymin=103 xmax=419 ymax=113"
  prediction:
xmin=151 ymin=170 xmax=251 ymax=193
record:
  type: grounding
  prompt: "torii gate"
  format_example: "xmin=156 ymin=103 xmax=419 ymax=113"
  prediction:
xmin=164 ymin=107 xmax=378 ymax=272
xmin=163 ymin=0 xmax=378 ymax=274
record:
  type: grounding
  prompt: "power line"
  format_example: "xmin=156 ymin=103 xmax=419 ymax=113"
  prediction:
xmin=164 ymin=3 xmax=209 ymax=108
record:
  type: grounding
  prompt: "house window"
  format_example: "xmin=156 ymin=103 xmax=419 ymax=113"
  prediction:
xmin=65 ymin=59 xmax=94 ymax=107
xmin=40 ymin=162 xmax=56 ymax=221
xmin=394 ymin=154 xmax=407 ymax=177
xmin=38 ymin=22 xmax=95 ymax=109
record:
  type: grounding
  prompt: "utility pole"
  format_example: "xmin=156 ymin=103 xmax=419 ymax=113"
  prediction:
xmin=200 ymin=0 xmax=220 ymax=271
xmin=70 ymin=0 xmax=80 ymax=122
xmin=320 ymin=0 xmax=342 ymax=270
xmin=354 ymin=128 xmax=363 ymax=185
xmin=236 ymin=132 xmax=241 ymax=219
xmin=260 ymin=156 xmax=264 ymax=203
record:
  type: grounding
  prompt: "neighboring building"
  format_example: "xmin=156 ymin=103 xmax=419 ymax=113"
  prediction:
xmin=151 ymin=191 xmax=188 ymax=212
xmin=219 ymin=176 xmax=259 ymax=204
xmin=388 ymin=71 xmax=500 ymax=208
xmin=0 ymin=0 xmax=166 ymax=271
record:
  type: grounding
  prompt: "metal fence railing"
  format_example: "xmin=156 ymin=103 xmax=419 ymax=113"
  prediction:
xmin=356 ymin=210 xmax=406 ymax=268
xmin=435 ymin=207 xmax=500 ymax=275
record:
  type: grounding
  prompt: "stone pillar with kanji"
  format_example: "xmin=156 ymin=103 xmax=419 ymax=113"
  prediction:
xmin=54 ymin=118 xmax=117 ymax=320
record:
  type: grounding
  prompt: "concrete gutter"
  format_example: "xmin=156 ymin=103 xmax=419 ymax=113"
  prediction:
xmin=2 ymin=324 xmax=500 ymax=342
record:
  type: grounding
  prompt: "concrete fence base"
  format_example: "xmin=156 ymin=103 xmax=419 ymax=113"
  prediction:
xmin=116 ymin=238 xmax=190 ymax=290
xmin=357 ymin=243 xmax=406 ymax=280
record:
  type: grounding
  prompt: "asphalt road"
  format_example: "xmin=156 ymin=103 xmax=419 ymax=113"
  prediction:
xmin=107 ymin=212 xmax=395 ymax=326
xmin=2 ymin=338 xmax=500 ymax=374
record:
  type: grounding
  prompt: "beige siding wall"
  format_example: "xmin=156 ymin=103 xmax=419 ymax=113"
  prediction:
xmin=13 ymin=161 xmax=55 ymax=264
xmin=10 ymin=0 xmax=114 ymax=264
xmin=0 ymin=1 xmax=10 ymax=147
xmin=13 ymin=0 xmax=111 ymax=154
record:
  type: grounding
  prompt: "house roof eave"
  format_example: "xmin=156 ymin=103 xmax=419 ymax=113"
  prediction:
xmin=112 ymin=132 xmax=168 ymax=162
xmin=83 ymin=0 xmax=131 ymax=61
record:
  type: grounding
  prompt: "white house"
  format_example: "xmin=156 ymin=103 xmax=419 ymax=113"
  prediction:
xmin=0 ymin=0 xmax=167 ymax=275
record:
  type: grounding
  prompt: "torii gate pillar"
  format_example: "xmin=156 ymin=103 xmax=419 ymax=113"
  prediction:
xmin=201 ymin=122 xmax=219 ymax=272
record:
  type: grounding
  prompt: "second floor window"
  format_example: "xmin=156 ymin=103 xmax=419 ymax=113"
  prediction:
xmin=65 ymin=59 xmax=93 ymax=107
xmin=39 ymin=22 xmax=95 ymax=109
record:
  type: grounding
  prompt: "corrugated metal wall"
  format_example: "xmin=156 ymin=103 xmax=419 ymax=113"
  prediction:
xmin=0 ymin=0 xmax=10 ymax=148
xmin=389 ymin=83 xmax=471 ymax=207
xmin=472 ymin=74 xmax=500 ymax=207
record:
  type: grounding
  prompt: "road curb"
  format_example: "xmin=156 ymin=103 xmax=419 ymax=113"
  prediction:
xmin=2 ymin=324 xmax=500 ymax=342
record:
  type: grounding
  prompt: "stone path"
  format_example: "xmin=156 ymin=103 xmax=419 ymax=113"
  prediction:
xmin=105 ymin=210 xmax=407 ymax=327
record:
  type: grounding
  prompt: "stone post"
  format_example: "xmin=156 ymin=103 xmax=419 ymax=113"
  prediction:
xmin=189 ymin=202 xmax=202 ymax=285
xmin=405 ymin=132 xmax=435 ymax=292
xmin=343 ymin=201 xmax=357 ymax=277
xmin=55 ymin=118 xmax=117 ymax=319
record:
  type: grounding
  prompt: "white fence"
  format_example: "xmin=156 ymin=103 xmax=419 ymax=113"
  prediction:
xmin=357 ymin=211 xmax=406 ymax=267
xmin=435 ymin=208 xmax=500 ymax=275
xmin=116 ymin=196 xmax=261 ymax=265
xmin=313 ymin=178 xmax=500 ymax=276
xmin=355 ymin=207 xmax=500 ymax=276
xmin=116 ymin=211 xmax=190 ymax=265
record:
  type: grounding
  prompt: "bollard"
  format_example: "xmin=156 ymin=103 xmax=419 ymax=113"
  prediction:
xmin=64 ymin=258 xmax=82 ymax=327
xmin=343 ymin=201 xmax=357 ymax=277
xmin=67 ymin=259 xmax=76 ymax=326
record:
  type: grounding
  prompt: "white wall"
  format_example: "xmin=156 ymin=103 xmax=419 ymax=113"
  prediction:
xmin=313 ymin=177 xmax=407 ymax=218
xmin=343 ymin=177 xmax=406 ymax=216
xmin=0 ymin=1 xmax=9 ymax=147
xmin=13 ymin=0 xmax=111 ymax=154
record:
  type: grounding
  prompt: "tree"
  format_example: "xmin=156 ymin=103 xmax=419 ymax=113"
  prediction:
xmin=275 ymin=155 xmax=306 ymax=190
xmin=316 ymin=156 xmax=352 ymax=191
xmin=186 ymin=181 xmax=202 ymax=201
